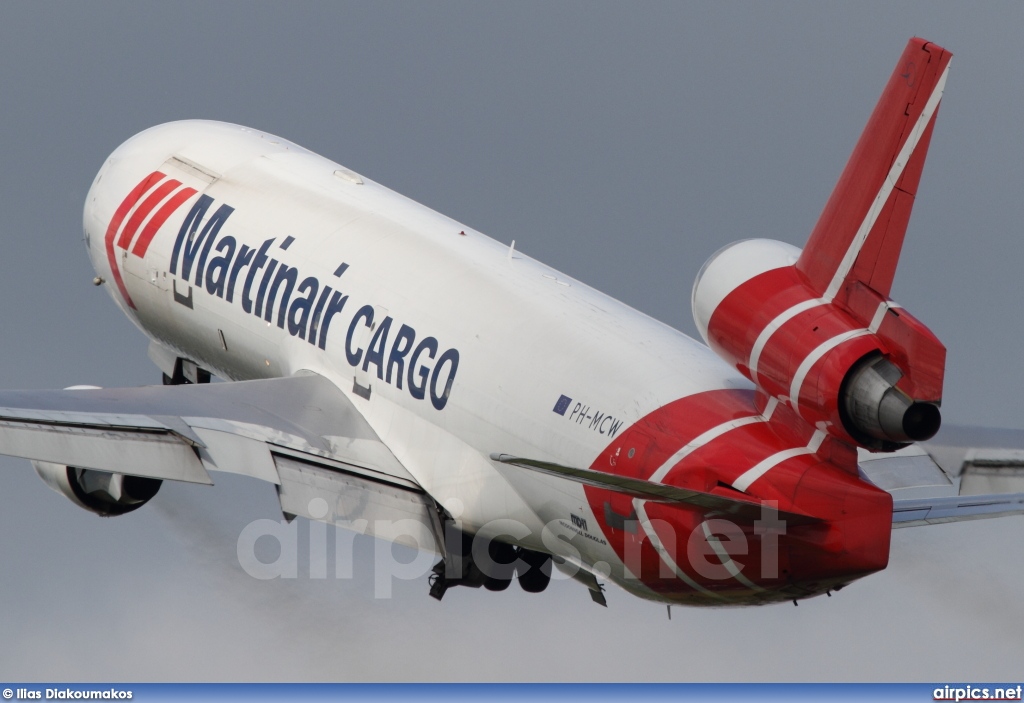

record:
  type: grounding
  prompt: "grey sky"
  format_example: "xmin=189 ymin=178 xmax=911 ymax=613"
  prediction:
xmin=0 ymin=1 xmax=1022 ymax=681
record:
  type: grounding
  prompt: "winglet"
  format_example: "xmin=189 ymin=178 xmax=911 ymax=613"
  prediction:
xmin=796 ymin=38 xmax=952 ymax=302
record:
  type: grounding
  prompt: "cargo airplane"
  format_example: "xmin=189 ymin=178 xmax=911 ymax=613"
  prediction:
xmin=4 ymin=38 xmax=1023 ymax=607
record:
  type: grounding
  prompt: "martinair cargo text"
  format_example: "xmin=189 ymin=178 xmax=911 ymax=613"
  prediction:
xmin=2 ymin=38 xmax=1023 ymax=608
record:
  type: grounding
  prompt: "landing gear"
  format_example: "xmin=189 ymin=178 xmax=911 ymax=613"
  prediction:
xmin=427 ymin=522 xmax=552 ymax=600
xmin=516 ymin=548 xmax=552 ymax=593
xmin=483 ymin=540 xmax=516 ymax=592
xmin=162 ymin=358 xmax=211 ymax=385
xmin=428 ymin=528 xmax=483 ymax=600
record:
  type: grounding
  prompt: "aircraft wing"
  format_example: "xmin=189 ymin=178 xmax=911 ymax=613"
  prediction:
xmin=0 ymin=372 xmax=441 ymax=551
xmin=857 ymin=424 xmax=1024 ymax=527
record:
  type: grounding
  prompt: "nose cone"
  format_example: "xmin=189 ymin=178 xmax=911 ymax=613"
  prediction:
xmin=83 ymin=120 xmax=307 ymax=312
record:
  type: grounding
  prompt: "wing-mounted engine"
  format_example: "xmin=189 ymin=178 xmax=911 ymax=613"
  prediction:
xmin=26 ymin=383 xmax=163 ymax=516
xmin=33 ymin=461 xmax=162 ymax=517
xmin=692 ymin=39 xmax=952 ymax=452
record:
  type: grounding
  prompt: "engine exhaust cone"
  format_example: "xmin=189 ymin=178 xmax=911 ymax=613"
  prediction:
xmin=902 ymin=402 xmax=941 ymax=442
xmin=841 ymin=354 xmax=941 ymax=448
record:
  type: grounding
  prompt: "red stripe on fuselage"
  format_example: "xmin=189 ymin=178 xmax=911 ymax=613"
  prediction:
xmin=103 ymin=171 xmax=165 ymax=309
xmin=664 ymin=413 xmax=810 ymax=492
xmin=116 ymin=179 xmax=181 ymax=251
xmin=131 ymin=186 xmax=197 ymax=257
xmin=703 ymin=263 xmax=891 ymax=438
xmin=704 ymin=266 xmax=812 ymax=377
xmin=589 ymin=389 xmax=758 ymax=483
xmin=583 ymin=389 xmax=890 ymax=605
xmin=756 ymin=304 xmax=864 ymax=396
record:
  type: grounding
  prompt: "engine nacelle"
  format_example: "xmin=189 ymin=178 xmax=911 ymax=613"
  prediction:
xmin=33 ymin=461 xmax=162 ymax=517
xmin=693 ymin=239 xmax=944 ymax=451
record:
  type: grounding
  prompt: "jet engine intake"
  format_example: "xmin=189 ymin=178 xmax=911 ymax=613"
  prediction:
xmin=32 ymin=461 xmax=162 ymax=517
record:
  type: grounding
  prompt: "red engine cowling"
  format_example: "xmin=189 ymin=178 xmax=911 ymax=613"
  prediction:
xmin=692 ymin=238 xmax=945 ymax=451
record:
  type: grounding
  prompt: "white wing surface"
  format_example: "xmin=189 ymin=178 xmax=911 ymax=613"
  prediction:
xmin=857 ymin=424 xmax=1024 ymax=527
xmin=0 ymin=373 xmax=440 ymax=550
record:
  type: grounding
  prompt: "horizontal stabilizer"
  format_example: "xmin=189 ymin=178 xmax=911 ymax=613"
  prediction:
xmin=857 ymin=423 xmax=1024 ymax=527
xmin=892 ymin=493 xmax=1024 ymax=527
xmin=490 ymin=453 xmax=819 ymax=526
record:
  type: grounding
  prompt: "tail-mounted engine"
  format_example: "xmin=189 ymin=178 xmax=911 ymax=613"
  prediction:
xmin=33 ymin=460 xmax=162 ymax=517
xmin=692 ymin=239 xmax=944 ymax=451
xmin=690 ymin=36 xmax=952 ymax=452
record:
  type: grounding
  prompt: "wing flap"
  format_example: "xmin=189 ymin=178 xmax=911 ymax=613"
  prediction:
xmin=275 ymin=454 xmax=441 ymax=553
xmin=192 ymin=426 xmax=279 ymax=484
xmin=0 ymin=418 xmax=212 ymax=484
xmin=892 ymin=494 xmax=1024 ymax=527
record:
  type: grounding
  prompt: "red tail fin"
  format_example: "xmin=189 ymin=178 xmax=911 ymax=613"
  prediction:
xmin=796 ymin=38 xmax=952 ymax=301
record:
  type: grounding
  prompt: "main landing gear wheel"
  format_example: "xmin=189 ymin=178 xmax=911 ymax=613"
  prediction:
xmin=516 ymin=548 xmax=552 ymax=593
xmin=483 ymin=540 xmax=517 ymax=592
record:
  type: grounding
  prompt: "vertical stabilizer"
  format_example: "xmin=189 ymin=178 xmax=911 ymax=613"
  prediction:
xmin=796 ymin=39 xmax=952 ymax=301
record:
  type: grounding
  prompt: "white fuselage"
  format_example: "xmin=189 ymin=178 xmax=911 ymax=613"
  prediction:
xmin=84 ymin=120 xmax=749 ymax=601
